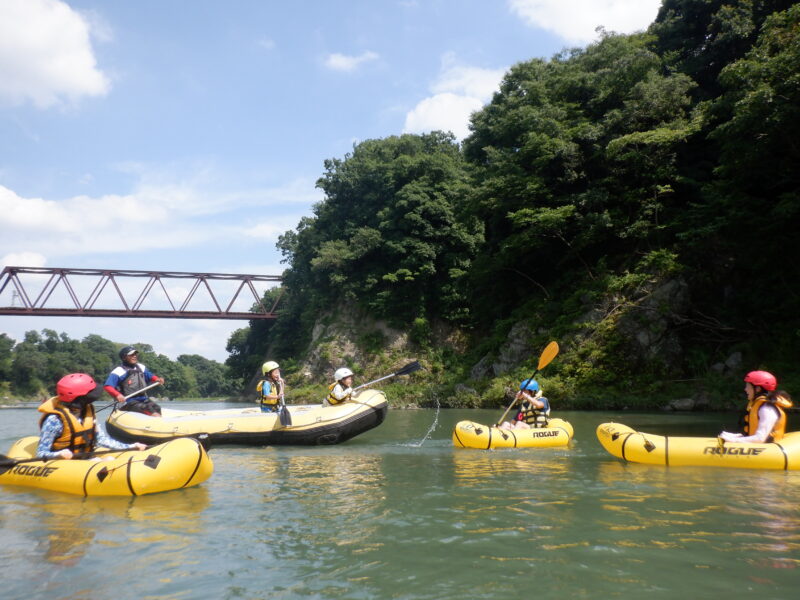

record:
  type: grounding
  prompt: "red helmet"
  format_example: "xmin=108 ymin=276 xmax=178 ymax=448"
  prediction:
xmin=56 ymin=373 xmax=98 ymax=403
xmin=744 ymin=370 xmax=777 ymax=391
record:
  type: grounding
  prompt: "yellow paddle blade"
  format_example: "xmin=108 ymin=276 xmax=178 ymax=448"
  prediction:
xmin=537 ymin=341 xmax=559 ymax=370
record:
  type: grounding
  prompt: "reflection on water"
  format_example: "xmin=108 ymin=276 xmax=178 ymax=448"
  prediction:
xmin=0 ymin=484 xmax=211 ymax=599
xmin=36 ymin=487 xmax=212 ymax=565
xmin=592 ymin=459 xmax=800 ymax=588
xmin=2 ymin=406 xmax=800 ymax=599
xmin=452 ymin=447 xmax=571 ymax=484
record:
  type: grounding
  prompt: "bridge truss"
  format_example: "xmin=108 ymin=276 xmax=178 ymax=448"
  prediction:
xmin=0 ymin=266 xmax=283 ymax=320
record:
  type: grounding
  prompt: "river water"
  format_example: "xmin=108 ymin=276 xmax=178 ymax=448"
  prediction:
xmin=1 ymin=404 xmax=798 ymax=600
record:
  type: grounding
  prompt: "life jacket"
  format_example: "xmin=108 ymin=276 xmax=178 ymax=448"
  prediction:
xmin=257 ymin=378 xmax=279 ymax=409
xmin=119 ymin=364 xmax=148 ymax=399
xmin=38 ymin=397 xmax=96 ymax=453
xmin=516 ymin=396 xmax=550 ymax=427
xmin=743 ymin=393 xmax=792 ymax=442
xmin=327 ymin=382 xmax=351 ymax=406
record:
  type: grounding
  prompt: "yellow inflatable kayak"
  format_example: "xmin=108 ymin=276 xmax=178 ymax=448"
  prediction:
xmin=452 ymin=418 xmax=574 ymax=449
xmin=0 ymin=436 xmax=213 ymax=496
xmin=596 ymin=422 xmax=800 ymax=470
xmin=106 ymin=389 xmax=388 ymax=446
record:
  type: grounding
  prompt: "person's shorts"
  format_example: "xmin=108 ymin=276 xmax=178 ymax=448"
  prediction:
xmin=260 ymin=404 xmax=280 ymax=413
xmin=120 ymin=399 xmax=162 ymax=416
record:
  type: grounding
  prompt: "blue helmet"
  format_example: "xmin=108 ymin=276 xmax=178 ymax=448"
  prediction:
xmin=520 ymin=378 xmax=539 ymax=391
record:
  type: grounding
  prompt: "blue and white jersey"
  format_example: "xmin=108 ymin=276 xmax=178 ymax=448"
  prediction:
xmin=105 ymin=363 xmax=156 ymax=401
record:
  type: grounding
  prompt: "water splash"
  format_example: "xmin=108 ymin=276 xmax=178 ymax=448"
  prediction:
xmin=411 ymin=392 xmax=441 ymax=447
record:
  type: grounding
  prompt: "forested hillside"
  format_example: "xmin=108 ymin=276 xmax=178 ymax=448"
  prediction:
xmin=0 ymin=330 xmax=238 ymax=401
xmin=228 ymin=0 xmax=800 ymax=408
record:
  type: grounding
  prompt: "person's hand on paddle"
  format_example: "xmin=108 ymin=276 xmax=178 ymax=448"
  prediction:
xmin=132 ymin=443 xmax=147 ymax=451
xmin=57 ymin=448 xmax=74 ymax=460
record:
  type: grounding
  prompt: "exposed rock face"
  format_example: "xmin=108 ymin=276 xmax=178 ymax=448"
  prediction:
xmin=616 ymin=277 xmax=690 ymax=369
xmin=492 ymin=322 xmax=534 ymax=375
xmin=470 ymin=321 xmax=534 ymax=380
xmin=302 ymin=311 xmax=373 ymax=380
xmin=298 ymin=304 xmax=461 ymax=381
xmin=711 ymin=352 xmax=742 ymax=374
xmin=667 ymin=397 xmax=695 ymax=411
xmin=470 ymin=355 xmax=493 ymax=380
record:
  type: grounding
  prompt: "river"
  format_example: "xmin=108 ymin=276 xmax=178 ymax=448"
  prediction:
xmin=1 ymin=404 xmax=798 ymax=599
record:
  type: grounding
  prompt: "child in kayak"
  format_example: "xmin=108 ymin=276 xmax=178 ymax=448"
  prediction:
xmin=499 ymin=378 xmax=550 ymax=430
xmin=38 ymin=373 xmax=147 ymax=459
xmin=719 ymin=370 xmax=792 ymax=443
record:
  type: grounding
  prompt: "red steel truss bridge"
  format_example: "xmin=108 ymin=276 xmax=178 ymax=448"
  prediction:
xmin=0 ymin=266 xmax=283 ymax=320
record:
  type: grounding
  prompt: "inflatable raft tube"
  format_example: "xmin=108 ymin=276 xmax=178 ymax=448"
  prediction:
xmin=0 ymin=436 xmax=213 ymax=496
xmin=596 ymin=422 xmax=800 ymax=470
xmin=452 ymin=418 xmax=574 ymax=449
xmin=106 ymin=389 xmax=388 ymax=446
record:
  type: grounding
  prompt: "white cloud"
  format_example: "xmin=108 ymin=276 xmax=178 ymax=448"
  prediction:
xmin=404 ymin=93 xmax=484 ymax=141
xmin=242 ymin=222 xmax=290 ymax=240
xmin=248 ymin=177 xmax=323 ymax=207
xmin=508 ymin=0 xmax=662 ymax=45
xmin=79 ymin=8 xmax=114 ymax=44
xmin=1 ymin=251 xmax=47 ymax=269
xmin=0 ymin=185 xmax=162 ymax=236
xmin=240 ymin=211 xmax=310 ymax=242
xmin=0 ymin=171 xmax=320 ymax=261
xmin=0 ymin=0 xmax=111 ymax=108
xmin=403 ymin=55 xmax=505 ymax=140
xmin=324 ymin=51 xmax=379 ymax=72
xmin=431 ymin=60 xmax=505 ymax=100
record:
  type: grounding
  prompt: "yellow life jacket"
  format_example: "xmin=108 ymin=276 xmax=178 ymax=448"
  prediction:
xmin=516 ymin=396 xmax=550 ymax=427
xmin=257 ymin=378 xmax=279 ymax=408
xmin=38 ymin=397 xmax=96 ymax=453
xmin=743 ymin=393 xmax=792 ymax=442
xmin=327 ymin=382 xmax=351 ymax=406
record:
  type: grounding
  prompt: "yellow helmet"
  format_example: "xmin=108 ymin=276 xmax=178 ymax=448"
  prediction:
xmin=262 ymin=361 xmax=279 ymax=375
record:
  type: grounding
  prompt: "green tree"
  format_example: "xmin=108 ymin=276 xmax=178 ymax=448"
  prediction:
xmin=140 ymin=351 xmax=195 ymax=398
xmin=224 ymin=286 xmax=284 ymax=383
xmin=0 ymin=330 xmax=230 ymax=399
xmin=649 ymin=0 xmax=796 ymax=96
xmin=463 ymin=32 xmax=698 ymax=327
xmin=279 ymin=132 xmax=483 ymax=326
xmin=178 ymin=354 xmax=239 ymax=397
xmin=680 ymin=3 xmax=800 ymax=348
xmin=0 ymin=333 xmax=15 ymax=389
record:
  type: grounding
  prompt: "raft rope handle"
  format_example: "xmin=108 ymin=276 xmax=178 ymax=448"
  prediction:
xmin=94 ymin=455 xmax=162 ymax=481
xmin=639 ymin=433 xmax=656 ymax=452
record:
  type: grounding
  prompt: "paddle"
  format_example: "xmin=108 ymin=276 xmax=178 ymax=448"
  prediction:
xmin=96 ymin=381 xmax=162 ymax=413
xmin=496 ymin=341 xmax=560 ymax=426
xmin=352 ymin=361 xmax=423 ymax=392
xmin=278 ymin=392 xmax=292 ymax=427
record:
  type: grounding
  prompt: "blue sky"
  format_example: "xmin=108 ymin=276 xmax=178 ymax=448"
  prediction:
xmin=0 ymin=0 xmax=662 ymax=362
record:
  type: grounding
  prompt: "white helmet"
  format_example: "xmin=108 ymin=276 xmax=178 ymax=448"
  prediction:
xmin=334 ymin=367 xmax=353 ymax=381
